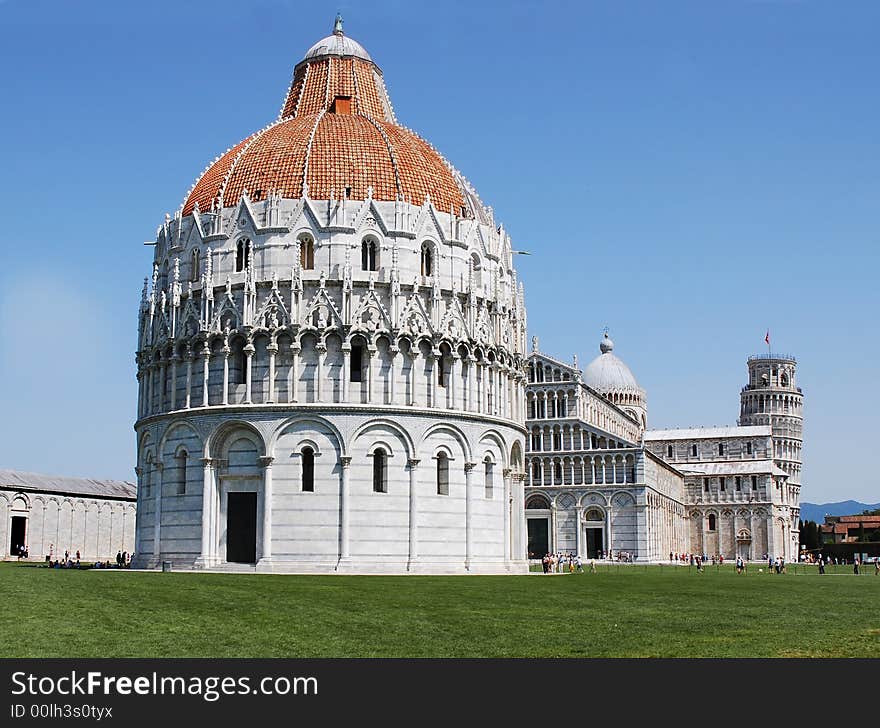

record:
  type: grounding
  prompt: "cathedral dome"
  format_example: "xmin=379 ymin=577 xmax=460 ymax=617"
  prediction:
xmin=583 ymin=333 xmax=643 ymax=395
xmin=180 ymin=19 xmax=485 ymax=219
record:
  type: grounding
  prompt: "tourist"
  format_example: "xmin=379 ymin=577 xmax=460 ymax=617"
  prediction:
xmin=575 ymin=555 xmax=583 ymax=573
xmin=116 ymin=551 xmax=123 ymax=567
xmin=589 ymin=559 xmax=596 ymax=573
xmin=853 ymin=558 xmax=860 ymax=575
xmin=874 ymin=558 xmax=879 ymax=576
xmin=818 ymin=558 xmax=825 ymax=575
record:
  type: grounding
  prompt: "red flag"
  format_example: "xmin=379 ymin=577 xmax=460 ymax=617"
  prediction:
xmin=765 ymin=330 xmax=770 ymax=345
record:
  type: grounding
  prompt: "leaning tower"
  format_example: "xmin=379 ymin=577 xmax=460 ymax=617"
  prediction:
xmin=738 ymin=354 xmax=803 ymax=556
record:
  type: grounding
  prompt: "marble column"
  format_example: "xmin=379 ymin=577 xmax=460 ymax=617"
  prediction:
xmin=465 ymin=462 xmax=475 ymax=569
xmin=197 ymin=458 xmax=215 ymax=566
xmin=316 ymin=342 xmax=327 ymax=403
xmin=267 ymin=342 xmax=277 ymax=403
xmin=184 ymin=348 xmax=193 ymax=409
xmin=390 ymin=347 xmax=399 ymax=405
xmin=244 ymin=343 xmax=255 ymax=404
xmin=222 ymin=346 xmax=230 ymax=405
xmin=503 ymin=468 xmax=512 ymax=563
xmin=342 ymin=346 xmax=351 ymax=403
xmin=202 ymin=342 xmax=210 ymax=406
xmin=407 ymin=458 xmax=420 ymax=569
xmin=170 ymin=355 xmax=178 ymax=410
xmin=340 ymin=456 xmax=352 ymax=561
xmin=259 ymin=456 xmax=274 ymax=561
xmin=152 ymin=463 xmax=164 ymax=562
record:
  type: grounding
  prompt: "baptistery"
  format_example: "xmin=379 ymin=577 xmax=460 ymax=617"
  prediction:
xmin=133 ymin=17 xmax=529 ymax=573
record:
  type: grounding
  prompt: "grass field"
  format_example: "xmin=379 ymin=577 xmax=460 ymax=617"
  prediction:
xmin=2 ymin=562 xmax=878 ymax=657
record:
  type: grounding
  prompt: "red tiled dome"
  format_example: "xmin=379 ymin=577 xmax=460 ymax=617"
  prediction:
xmin=181 ymin=29 xmax=473 ymax=217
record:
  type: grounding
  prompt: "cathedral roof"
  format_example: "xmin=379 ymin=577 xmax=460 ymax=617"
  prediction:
xmin=181 ymin=18 xmax=486 ymax=219
xmin=582 ymin=333 xmax=643 ymax=395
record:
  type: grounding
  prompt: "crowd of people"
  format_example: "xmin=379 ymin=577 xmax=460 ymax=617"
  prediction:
xmin=539 ymin=552 xmax=583 ymax=573
xmin=43 ymin=548 xmax=133 ymax=570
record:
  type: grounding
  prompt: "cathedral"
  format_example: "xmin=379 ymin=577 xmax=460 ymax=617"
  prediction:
xmin=525 ymin=335 xmax=802 ymax=562
xmin=132 ymin=19 xmax=802 ymax=572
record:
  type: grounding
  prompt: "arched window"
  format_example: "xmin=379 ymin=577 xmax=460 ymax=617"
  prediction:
xmin=231 ymin=339 xmax=246 ymax=385
xmin=350 ymin=343 xmax=363 ymax=382
xmin=484 ymin=457 xmax=494 ymax=499
xmin=190 ymin=248 xmax=200 ymax=282
xmin=718 ymin=442 xmax=725 ymax=456
xmin=361 ymin=237 xmax=378 ymax=271
xmin=143 ymin=456 xmax=152 ymax=498
xmin=746 ymin=442 xmax=753 ymax=455
xmin=372 ymin=448 xmax=387 ymax=493
xmin=527 ymin=495 xmax=551 ymax=510
xmin=175 ymin=449 xmax=188 ymax=495
xmin=437 ymin=354 xmax=446 ymax=387
xmin=235 ymin=238 xmax=251 ymax=273
xmin=471 ymin=252 xmax=482 ymax=289
xmin=554 ymin=463 xmax=562 ymax=481
xmin=420 ymin=243 xmax=433 ymax=276
xmin=691 ymin=444 xmax=698 ymax=457
xmin=436 ymin=452 xmax=449 ymax=495
xmin=299 ymin=235 xmax=315 ymax=270
xmin=301 ymin=447 xmax=315 ymax=492
xmin=708 ymin=514 xmax=717 ymax=531
xmin=667 ymin=444 xmax=673 ymax=458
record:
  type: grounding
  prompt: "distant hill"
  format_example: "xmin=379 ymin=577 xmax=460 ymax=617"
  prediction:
xmin=800 ymin=501 xmax=880 ymax=523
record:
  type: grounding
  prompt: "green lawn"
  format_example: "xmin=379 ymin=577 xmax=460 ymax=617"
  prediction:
xmin=2 ymin=562 xmax=877 ymax=657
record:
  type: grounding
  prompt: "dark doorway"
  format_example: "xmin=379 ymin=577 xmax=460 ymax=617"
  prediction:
xmin=586 ymin=528 xmax=604 ymax=559
xmin=10 ymin=516 xmax=27 ymax=556
xmin=226 ymin=492 xmax=257 ymax=563
xmin=527 ymin=518 xmax=549 ymax=559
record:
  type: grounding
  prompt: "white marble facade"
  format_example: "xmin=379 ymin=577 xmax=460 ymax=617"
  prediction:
xmin=133 ymin=23 xmax=529 ymax=573
xmin=527 ymin=337 xmax=803 ymax=563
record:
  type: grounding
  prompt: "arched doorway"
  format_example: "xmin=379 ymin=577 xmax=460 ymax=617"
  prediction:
xmin=9 ymin=516 xmax=27 ymax=557
xmin=583 ymin=508 xmax=604 ymax=558
xmin=226 ymin=492 xmax=257 ymax=563
xmin=525 ymin=495 xmax=551 ymax=558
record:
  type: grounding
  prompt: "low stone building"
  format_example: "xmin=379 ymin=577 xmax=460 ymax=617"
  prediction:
xmin=1 ymin=470 xmax=136 ymax=561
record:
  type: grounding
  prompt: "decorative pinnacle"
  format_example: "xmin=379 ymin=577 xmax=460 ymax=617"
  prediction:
xmin=333 ymin=12 xmax=344 ymax=35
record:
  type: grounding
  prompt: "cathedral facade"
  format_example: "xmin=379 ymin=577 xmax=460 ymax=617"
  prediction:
xmin=133 ymin=20 xmax=529 ymax=573
xmin=525 ymin=336 xmax=802 ymax=562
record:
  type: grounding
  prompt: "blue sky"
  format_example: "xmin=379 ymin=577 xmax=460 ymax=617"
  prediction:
xmin=0 ymin=1 xmax=877 ymax=503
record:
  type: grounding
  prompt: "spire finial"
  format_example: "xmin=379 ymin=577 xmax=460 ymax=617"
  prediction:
xmin=333 ymin=12 xmax=344 ymax=35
